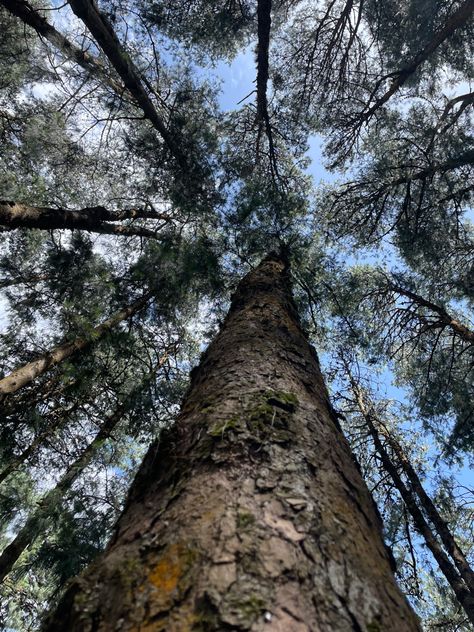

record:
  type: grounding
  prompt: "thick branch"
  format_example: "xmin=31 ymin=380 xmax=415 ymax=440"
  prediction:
xmin=0 ymin=201 xmax=169 ymax=239
xmin=388 ymin=282 xmax=474 ymax=344
xmin=356 ymin=0 xmax=474 ymax=126
xmin=0 ymin=274 xmax=50 ymax=289
xmin=0 ymin=291 xmax=153 ymax=396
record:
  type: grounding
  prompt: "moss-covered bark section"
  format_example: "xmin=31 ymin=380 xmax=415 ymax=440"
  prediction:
xmin=44 ymin=253 xmax=420 ymax=631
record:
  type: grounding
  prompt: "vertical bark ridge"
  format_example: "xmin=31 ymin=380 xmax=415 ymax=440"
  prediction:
xmin=44 ymin=253 xmax=420 ymax=631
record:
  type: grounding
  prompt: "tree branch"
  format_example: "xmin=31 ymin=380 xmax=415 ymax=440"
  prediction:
xmin=0 ymin=201 xmax=171 ymax=239
xmin=0 ymin=291 xmax=153 ymax=396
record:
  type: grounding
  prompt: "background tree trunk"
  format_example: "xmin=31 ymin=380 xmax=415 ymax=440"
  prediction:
xmin=0 ymin=404 xmax=125 ymax=583
xmin=347 ymin=378 xmax=474 ymax=624
xmin=45 ymin=253 xmax=420 ymax=631
xmin=0 ymin=291 xmax=152 ymax=396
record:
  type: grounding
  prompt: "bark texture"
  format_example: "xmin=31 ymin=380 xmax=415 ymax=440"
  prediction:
xmin=45 ymin=253 xmax=420 ymax=631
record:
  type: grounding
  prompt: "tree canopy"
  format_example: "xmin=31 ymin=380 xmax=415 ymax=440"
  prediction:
xmin=0 ymin=0 xmax=473 ymax=629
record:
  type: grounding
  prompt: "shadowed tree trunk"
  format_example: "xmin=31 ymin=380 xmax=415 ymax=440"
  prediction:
xmin=44 ymin=253 xmax=420 ymax=631
xmin=0 ymin=404 xmax=126 ymax=583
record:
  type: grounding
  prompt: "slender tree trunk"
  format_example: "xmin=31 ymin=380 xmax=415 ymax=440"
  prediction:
xmin=0 ymin=292 xmax=152 ymax=396
xmin=0 ymin=405 xmax=125 ymax=583
xmin=0 ymin=346 xmax=172 ymax=581
xmin=255 ymin=0 xmax=279 ymax=179
xmin=67 ymin=0 xmax=185 ymax=169
xmin=45 ymin=253 xmax=419 ymax=631
xmin=0 ymin=0 xmax=124 ymax=94
xmin=349 ymin=380 xmax=474 ymax=624
xmin=0 ymin=345 xmax=174 ymax=484
xmin=0 ymin=402 xmax=78 ymax=485
xmin=378 ymin=419 xmax=474 ymax=594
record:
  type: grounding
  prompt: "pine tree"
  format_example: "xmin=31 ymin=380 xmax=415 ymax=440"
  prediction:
xmin=44 ymin=253 xmax=420 ymax=631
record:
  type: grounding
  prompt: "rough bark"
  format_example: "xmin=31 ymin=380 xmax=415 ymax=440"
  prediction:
xmin=0 ymin=201 xmax=168 ymax=239
xmin=0 ymin=292 xmax=152 ymax=396
xmin=45 ymin=253 xmax=419 ymax=632
xmin=350 ymin=382 xmax=474 ymax=625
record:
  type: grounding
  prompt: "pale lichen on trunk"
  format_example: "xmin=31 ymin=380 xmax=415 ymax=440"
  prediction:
xmin=45 ymin=253 xmax=420 ymax=631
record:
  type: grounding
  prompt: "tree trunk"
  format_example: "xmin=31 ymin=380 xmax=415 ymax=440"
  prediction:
xmin=0 ymin=201 xmax=164 ymax=239
xmin=0 ymin=291 xmax=152 ymax=396
xmin=0 ymin=0 xmax=124 ymax=94
xmin=0 ymin=404 xmax=128 ymax=583
xmin=67 ymin=0 xmax=185 ymax=169
xmin=365 ymin=397 xmax=474 ymax=595
xmin=0 ymin=401 xmax=78 ymax=484
xmin=348 ymin=379 xmax=474 ymax=625
xmin=45 ymin=253 xmax=420 ymax=631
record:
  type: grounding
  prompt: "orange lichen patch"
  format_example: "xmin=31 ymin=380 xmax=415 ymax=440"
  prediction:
xmin=145 ymin=542 xmax=200 ymax=621
xmin=148 ymin=542 xmax=185 ymax=596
